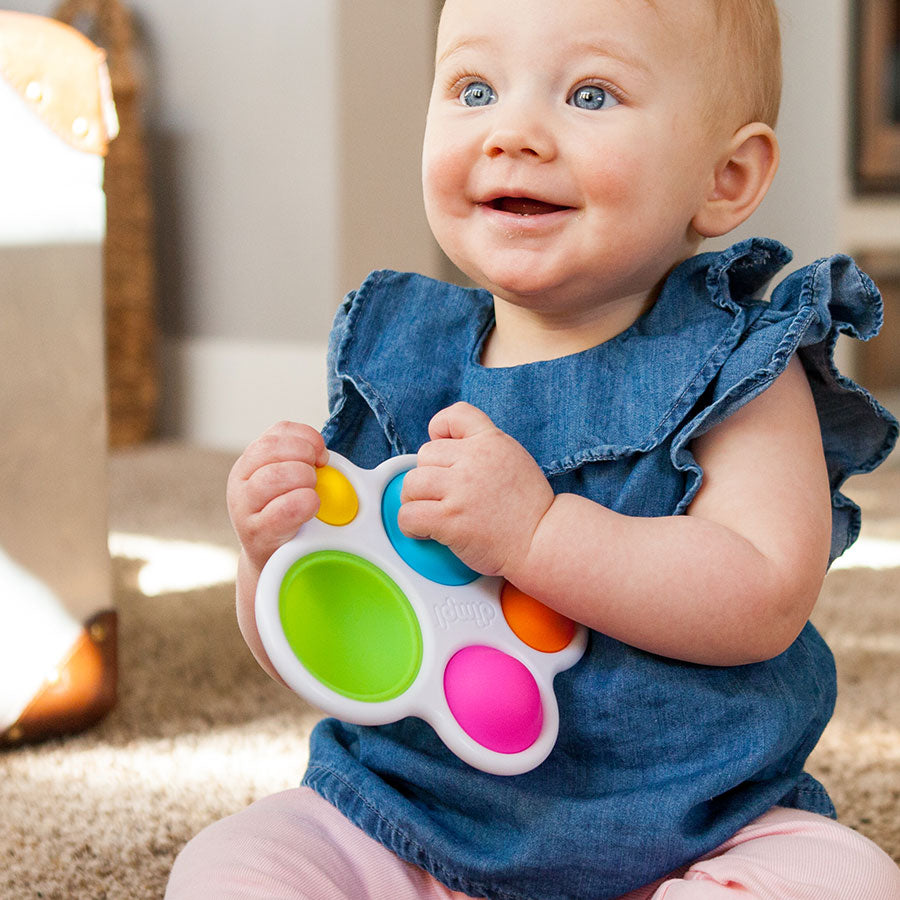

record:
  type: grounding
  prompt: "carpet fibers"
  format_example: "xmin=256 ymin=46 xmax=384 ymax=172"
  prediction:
xmin=1 ymin=442 xmax=898 ymax=899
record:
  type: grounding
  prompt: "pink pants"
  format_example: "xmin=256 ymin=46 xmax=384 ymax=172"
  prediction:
xmin=166 ymin=786 xmax=900 ymax=900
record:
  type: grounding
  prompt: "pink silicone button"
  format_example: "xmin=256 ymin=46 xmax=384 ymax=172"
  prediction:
xmin=443 ymin=646 xmax=543 ymax=754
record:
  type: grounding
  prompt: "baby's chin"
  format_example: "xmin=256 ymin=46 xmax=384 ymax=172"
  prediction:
xmin=449 ymin=256 xmax=566 ymax=303
xmin=475 ymin=267 xmax=599 ymax=313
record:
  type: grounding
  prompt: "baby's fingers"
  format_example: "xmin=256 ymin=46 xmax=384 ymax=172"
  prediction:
xmin=428 ymin=402 xmax=496 ymax=441
xmin=244 ymin=486 xmax=321 ymax=561
xmin=229 ymin=457 xmax=321 ymax=557
xmin=400 ymin=464 xmax=451 ymax=504
xmin=241 ymin=459 xmax=318 ymax=516
xmin=396 ymin=498 xmax=444 ymax=541
xmin=230 ymin=421 xmax=328 ymax=483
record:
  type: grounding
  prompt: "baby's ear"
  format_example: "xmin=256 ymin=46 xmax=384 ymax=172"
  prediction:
xmin=692 ymin=123 xmax=779 ymax=238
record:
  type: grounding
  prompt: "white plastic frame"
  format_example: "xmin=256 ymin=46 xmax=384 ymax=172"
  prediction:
xmin=255 ymin=452 xmax=587 ymax=776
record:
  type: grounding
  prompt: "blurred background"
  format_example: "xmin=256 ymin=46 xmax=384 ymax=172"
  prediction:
xmin=2 ymin=4 xmax=899 ymax=894
xmin=3 ymin=0 xmax=900 ymax=452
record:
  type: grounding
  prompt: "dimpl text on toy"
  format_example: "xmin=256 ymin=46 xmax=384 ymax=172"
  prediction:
xmin=255 ymin=451 xmax=587 ymax=776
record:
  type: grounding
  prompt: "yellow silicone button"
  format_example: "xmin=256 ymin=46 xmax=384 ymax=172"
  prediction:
xmin=314 ymin=465 xmax=359 ymax=526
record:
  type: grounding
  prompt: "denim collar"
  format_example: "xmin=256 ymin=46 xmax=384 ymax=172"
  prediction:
xmin=332 ymin=238 xmax=793 ymax=473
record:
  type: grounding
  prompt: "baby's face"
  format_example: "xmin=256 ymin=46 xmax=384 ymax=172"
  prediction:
xmin=423 ymin=0 xmax=730 ymax=318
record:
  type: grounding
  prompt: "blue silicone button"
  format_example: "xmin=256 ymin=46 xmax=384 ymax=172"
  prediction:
xmin=381 ymin=471 xmax=479 ymax=586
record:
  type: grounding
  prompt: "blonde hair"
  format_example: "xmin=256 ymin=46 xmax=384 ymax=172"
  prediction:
xmin=706 ymin=0 xmax=783 ymax=128
xmin=640 ymin=0 xmax=781 ymax=128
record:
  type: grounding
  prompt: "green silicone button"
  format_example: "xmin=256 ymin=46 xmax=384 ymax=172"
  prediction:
xmin=278 ymin=551 xmax=423 ymax=703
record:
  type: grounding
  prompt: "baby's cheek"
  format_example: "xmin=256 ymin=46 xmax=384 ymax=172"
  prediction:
xmin=422 ymin=123 xmax=472 ymax=199
xmin=582 ymin=151 xmax=644 ymax=206
xmin=422 ymin=154 xmax=463 ymax=216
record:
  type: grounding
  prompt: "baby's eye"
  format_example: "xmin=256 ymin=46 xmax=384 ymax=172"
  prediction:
xmin=460 ymin=81 xmax=497 ymax=107
xmin=568 ymin=84 xmax=619 ymax=111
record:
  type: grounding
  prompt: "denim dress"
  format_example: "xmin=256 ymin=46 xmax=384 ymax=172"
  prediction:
xmin=302 ymin=238 xmax=898 ymax=900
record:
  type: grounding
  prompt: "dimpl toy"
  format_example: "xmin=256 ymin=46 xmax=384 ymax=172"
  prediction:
xmin=255 ymin=452 xmax=588 ymax=776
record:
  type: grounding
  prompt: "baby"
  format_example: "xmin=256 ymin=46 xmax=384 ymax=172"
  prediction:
xmin=167 ymin=0 xmax=900 ymax=897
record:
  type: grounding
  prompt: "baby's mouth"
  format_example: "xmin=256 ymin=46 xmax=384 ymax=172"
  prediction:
xmin=486 ymin=197 xmax=571 ymax=216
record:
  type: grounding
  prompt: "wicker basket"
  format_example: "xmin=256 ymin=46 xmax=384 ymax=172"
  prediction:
xmin=55 ymin=0 xmax=157 ymax=447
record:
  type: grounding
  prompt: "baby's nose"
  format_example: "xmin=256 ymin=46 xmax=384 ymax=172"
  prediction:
xmin=482 ymin=108 xmax=556 ymax=160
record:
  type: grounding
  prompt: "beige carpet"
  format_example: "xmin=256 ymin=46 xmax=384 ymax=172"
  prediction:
xmin=1 ymin=441 xmax=899 ymax=899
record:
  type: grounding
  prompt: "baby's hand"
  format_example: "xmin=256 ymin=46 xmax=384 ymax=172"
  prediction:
xmin=226 ymin=421 xmax=329 ymax=572
xmin=398 ymin=402 xmax=554 ymax=579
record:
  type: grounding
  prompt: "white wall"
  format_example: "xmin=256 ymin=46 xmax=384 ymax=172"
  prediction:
xmin=150 ymin=0 xmax=442 ymax=448
xmin=142 ymin=1 xmax=346 ymax=445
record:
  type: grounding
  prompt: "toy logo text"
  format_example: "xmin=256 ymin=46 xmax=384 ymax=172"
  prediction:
xmin=433 ymin=595 xmax=496 ymax=630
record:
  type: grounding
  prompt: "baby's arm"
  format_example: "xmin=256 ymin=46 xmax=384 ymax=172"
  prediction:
xmin=226 ymin=421 xmax=329 ymax=683
xmin=399 ymin=356 xmax=832 ymax=666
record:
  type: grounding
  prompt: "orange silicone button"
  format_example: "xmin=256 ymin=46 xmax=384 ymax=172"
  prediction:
xmin=500 ymin=583 xmax=576 ymax=653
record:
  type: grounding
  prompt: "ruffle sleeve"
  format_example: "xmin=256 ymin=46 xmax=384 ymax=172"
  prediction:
xmin=672 ymin=252 xmax=899 ymax=564
xmin=321 ymin=287 xmax=395 ymax=468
